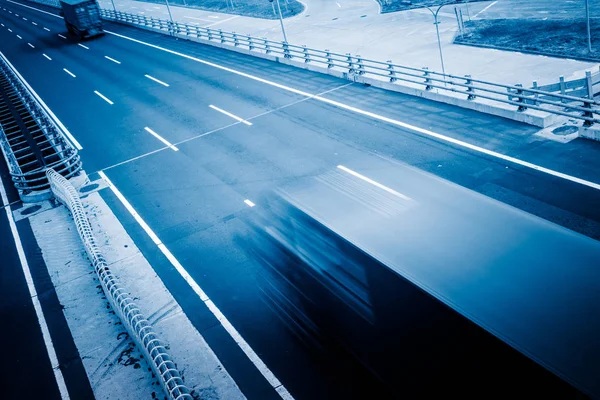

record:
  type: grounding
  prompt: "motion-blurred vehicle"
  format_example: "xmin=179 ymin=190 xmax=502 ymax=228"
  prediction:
xmin=240 ymin=162 xmax=600 ymax=398
xmin=59 ymin=0 xmax=103 ymax=39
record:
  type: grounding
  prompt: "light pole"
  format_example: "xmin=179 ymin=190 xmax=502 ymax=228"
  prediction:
xmin=425 ymin=5 xmax=447 ymax=79
xmin=110 ymin=0 xmax=116 ymax=12
xmin=165 ymin=0 xmax=174 ymax=23
xmin=586 ymin=0 xmax=592 ymax=53
xmin=275 ymin=0 xmax=288 ymax=43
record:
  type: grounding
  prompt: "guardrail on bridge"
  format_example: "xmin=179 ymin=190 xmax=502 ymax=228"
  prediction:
xmin=46 ymin=168 xmax=193 ymax=400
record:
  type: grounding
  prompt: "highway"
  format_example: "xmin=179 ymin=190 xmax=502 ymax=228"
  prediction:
xmin=1 ymin=0 xmax=600 ymax=397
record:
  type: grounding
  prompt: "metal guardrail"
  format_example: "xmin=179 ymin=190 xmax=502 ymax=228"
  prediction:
xmin=24 ymin=0 xmax=600 ymax=125
xmin=46 ymin=168 xmax=193 ymax=400
xmin=97 ymin=8 xmax=600 ymax=126
xmin=0 ymin=52 xmax=81 ymax=198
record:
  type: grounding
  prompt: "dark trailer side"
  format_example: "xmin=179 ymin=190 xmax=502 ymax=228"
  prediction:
xmin=60 ymin=0 xmax=103 ymax=39
xmin=242 ymin=160 xmax=600 ymax=398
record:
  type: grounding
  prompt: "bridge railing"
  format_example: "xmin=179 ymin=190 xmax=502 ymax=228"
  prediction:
xmin=0 ymin=51 xmax=81 ymax=198
xmin=46 ymin=168 xmax=193 ymax=400
xmin=98 ymin=8 xmax=600 ymax=126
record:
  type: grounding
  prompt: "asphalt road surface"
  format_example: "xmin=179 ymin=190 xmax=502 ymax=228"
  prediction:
xmin=1 ymin=0 xmax=600 ymax=398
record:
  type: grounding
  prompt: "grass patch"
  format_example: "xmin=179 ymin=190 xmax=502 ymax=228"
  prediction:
xmin=455 ymin=18 xmax=600 ymax=62
xmin=376 ymin=0 xmax=486 ymax=14
xmin=137 ymin=0 xmax=304 ymax=19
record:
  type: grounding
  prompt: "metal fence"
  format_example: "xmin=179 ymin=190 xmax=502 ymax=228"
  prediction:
xmin=98 ymin=8 xmax=600 ymax=125
xmin=0 ymin=52 xmax=81 ymax=197
xmin=24 ymin=0 xmax=600 ymax=125
xmin=46 ymin=168 xmax=193 ymax=400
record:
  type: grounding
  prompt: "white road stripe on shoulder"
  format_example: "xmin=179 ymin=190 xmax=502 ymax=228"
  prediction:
xmin=0 ymin=175 xmax=70 ymax=400
xmin=43 ymin=53 xmax=52 ymax=60
xmin=97 ymin=170 xmax=293 ymax=400
xmin=58 ymin=33 xmax=66 ymax=39
xmin=77 ymin=43 xmax=89 ymax=49
xmin=27 ymin=42 xmax=34 ymax=48
xmin=63 ymin=68 xmax=75 ymax=78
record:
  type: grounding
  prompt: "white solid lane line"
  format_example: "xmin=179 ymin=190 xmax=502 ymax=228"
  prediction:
xmin=43 ymin=53 xmax=51 ymax=60
xmin=0 ymin=176 xmax=70 ymax=400
xmin=43 ymin=27 xmax=50 ymax=31
xmin=58 ymin=33 xmax=66 ymax=38
xmin=77 ymin=43 xmax=89 ymax=49
xmin=104 ymin=55 xmax=121 ymax=64
xmin=337 ymin=165 xmax=412 ymax=200
xmin=63 ymin=68 xmax=76 ymax=78
xmin=10 ymin=0 xmax=600 ymax=193
xmin=209 ymin=105 xmax=252 ymax=126
xmin=103 ymin=32 xmax=600 ymax=192
xmin=244 ymin=199 xmax=255 ymax=207
xmin=94 ymin=90 xmax=114 ymax=105
xmin=98 ymin=170 xmax=292 ymax=400
xmin=144 ymin=74 xmax=169 ymax=87
xmin=0 ymin=51 xmax=82 ymax=150
xmin=27 ymin=42 xmax=34 ymax=48
xmin=144 ymin=127 xmax=178 ymax=151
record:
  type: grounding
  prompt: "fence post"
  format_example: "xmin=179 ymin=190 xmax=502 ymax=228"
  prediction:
xmin=387 ymin=61 xmax=397 ymax=82
xmin=586 ymin=71 xmax=594 ymax=99
xmin=423 ymin=67 xmax=432 ymax=90
xmin=465 ymin=74 xmax=475 ymax=100
xmin=283 ymin=42 xmax=291 ymax=58
xmin=515 ymin=84 xmax=527 ymax=112
xmin=582 ymin=101 xmax=594 ymax=127
xmin=346 ymin=53 xmax=355 ymax=74
xmin=559 ymin=75 xmax=566 ymax=103
xmin=302 ymin=46 xmax=310 ymax=63
xmin=355 ymin=55 xmax=365 ymax=75
xmin=326 ymin=50 xmax=334 ymax=68
xmin=532 ymin=80 xmax=540 ymax=105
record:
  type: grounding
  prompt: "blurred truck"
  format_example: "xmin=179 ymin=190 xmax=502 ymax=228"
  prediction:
xmin=59 ymin=0 xmax=103 ymax=39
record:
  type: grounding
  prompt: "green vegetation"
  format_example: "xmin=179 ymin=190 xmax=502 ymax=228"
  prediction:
xmin=375 ymin=0 xmax=486 ymax=14
xmin=137 ymin=0 xmax=304 ymax=19
xmin=454 ymin=18 xmax=600 ymax=62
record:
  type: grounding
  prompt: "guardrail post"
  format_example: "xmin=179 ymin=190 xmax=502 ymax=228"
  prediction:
xmin=355 ymin=55 xmax=365 ymax=75
xmin=582 ymin=101 xmax=594 ymax=126
xmin=265 ymin=39 xmax=271 ymax=54
xmin=195 ymin=26 xmax=201 ymax=38
xmin=515 ymin=84 xmax=527 ymax=112
xmin=465 ymin=74 xmax=475 ymax=100
xmin=219 ymin=29 xmax=225 ymax=43
xmin=586 ymin=71 xmax=594 ymax=99
xmin=302 ymin=46 xmax=310 ymax=63
xmin=559 ymin=75 xmax=566 ymax=103
xmin=387 ymin=61 xmax=397 ymax=82
xmin=248 ymin=36 xmax=254 ymax=51
xmin=346 ymin=53 xmax=355 ymax=74
xmin=325 ymin=50 xmax=334 ymax=68
xmin=423 ymin=67 xmax=432 ymax=90
xmin=283 ymin=42 xmax=291 ymax=59
xmin=233 ymin=32 xmax=239 ymax=46
xmin=532 ymin=80 xmax=540 ymax=105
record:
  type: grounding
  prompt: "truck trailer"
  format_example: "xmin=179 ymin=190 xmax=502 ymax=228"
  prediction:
xmin=59 ymin=0 xmax=103 ymax=39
